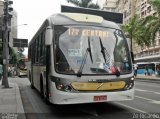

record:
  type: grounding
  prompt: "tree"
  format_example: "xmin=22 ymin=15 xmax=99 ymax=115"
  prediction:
xmin=67 ymin=0 xmax=100 ymax=9
xmin=148 ymin=0 xmax=160 ymax=43
xmin=121 ymin=15 xmax=140 ymax=50
xmin=9 ymin=47 xmax=18 ymax=65
xmin=17 ymin=48 xmax=25 ymax=59
xmin=121 ymin=15 xmax=153 ymax=49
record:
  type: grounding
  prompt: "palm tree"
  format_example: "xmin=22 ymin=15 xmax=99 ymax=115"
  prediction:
xmin=148 ymin=0 xmax=160 ymax=43
xmin=9 ymin=47 xmax=18 ymax=65
xmin=121 ymin=15 xmax=139 ymax=50
xmin=121 ymin=15 xmax=154 ymax=62
xmin=121 ymin=15 xmax=142 ymax=62
xmin=123 ymin=15 xmax=156 ymax=46
xmin=67 ymin=0 xmax=100 ymax=9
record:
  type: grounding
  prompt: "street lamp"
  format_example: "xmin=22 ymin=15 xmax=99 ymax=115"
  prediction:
xmin=11 ymin=24 xmax=27 ymax=28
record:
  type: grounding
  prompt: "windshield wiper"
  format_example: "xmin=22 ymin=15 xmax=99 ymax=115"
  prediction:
xmin=99 ymin=37 xmax=120 ymax=77
xmin=88 ymin=37 xmax=93 ymax=63
xmin=99 ymin=37 xmax=107 ymax=63
xmin=77 ymin=37 xmax=93 ymax=77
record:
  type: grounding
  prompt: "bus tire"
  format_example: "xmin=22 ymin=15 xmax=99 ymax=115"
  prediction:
xmin=30 ymin=73 xmax=35 ymax=89
xmin=40 ymin=78 xmax=44 ymax=99
xmin=41 ymin=75 xmax=50 ymax=105
xmin=44 ymin=91 xmax=50 ymax=105
xmin=31 ymin=81 xmax=35 ymax=89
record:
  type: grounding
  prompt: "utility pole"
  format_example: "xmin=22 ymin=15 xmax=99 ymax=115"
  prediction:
xmin=2 ymin=0 xmax=13 ymax=88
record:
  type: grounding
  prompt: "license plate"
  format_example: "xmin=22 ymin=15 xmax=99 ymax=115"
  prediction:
xmin=94 ymin=95 xmax=107 ymax=101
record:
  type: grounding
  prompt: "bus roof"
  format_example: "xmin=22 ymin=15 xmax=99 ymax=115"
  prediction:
xmin=61 ymin=5 xmax=123 ymax=24
xmin=29 ymin=13 xmax=121 ymax=45
xmin=49 ymin=13 xmax=120 ymax=29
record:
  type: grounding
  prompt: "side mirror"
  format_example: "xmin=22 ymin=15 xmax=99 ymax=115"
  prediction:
xmin=45 ymin=26 xmax=53 ymax=45
xmin=126 ymin=38 xmax=134 ymax=63
xmin=126 ymin=38 xmax=131 ymax=51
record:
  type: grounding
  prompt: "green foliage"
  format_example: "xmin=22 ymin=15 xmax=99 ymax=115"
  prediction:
xmin=149 ymin=0 xmax=160 ymax=15
xmin=121 ymin=15 xmax=155 ymax=50
xmin=148 ymin=0 xmax=160 ymax=43
xmin=67 ymin=0 xmax=100 ymax=9
xmin=9 ymin=47 xmax=18 ymax=65
xmin=121 ymin=0 xmax=160 ymax=50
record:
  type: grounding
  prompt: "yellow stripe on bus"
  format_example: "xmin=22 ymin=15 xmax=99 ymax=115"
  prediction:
xmin=71 ymin=81 xmax=125 ymax=91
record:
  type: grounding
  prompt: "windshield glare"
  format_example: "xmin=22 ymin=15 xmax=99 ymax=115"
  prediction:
xmin=55 ymin=25 xmax=132 ymax=75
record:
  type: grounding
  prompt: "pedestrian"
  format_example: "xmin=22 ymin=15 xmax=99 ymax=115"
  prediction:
xmin=145 ymin=65 xmax=149 ymax=76
xmin=0 ymin=62 xmax=3 ymax=81
xmin=134 ymin=63 xmax=138 ymax=76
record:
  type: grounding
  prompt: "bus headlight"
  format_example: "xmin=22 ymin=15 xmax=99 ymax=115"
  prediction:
xmin=56 ymin=83 xmax=73 ymax=92
xmin=57 ymin=84 xmax=64 ymax=90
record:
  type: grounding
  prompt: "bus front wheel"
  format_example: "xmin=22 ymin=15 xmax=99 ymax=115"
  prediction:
xmin=40 ymin=78 xmax=44 ymax=99
xmin=30 ymin=73 xmax=35 ymax=89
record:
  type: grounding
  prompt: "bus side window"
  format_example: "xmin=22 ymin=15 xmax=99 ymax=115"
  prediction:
xmin=39 ymin=32 xmax=44 ymax=64
xmin=40 ymin=30 xmax=46 ymax=65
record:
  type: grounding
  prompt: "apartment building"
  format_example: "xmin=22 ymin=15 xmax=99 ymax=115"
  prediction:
xmin=103 ymin=0 xmax=160 ymax=62
xmin=102 ymin=0 xmax=118 ymax=12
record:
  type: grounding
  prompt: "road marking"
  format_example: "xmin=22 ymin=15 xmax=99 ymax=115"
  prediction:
xmin=135 ymin=96 xmax=154 ymax=101
xmin=115 ymin=102 xmax=147 ymax=113
xmin=136 ymin=89 xmax=160 ymax=95
xmin=135 ymin=96 xmax=160 ymax=104
xmin=135 ymin=83 xmax=160 ymax=88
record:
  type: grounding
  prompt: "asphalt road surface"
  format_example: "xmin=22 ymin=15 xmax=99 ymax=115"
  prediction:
xmin=9 ymin=77 xmax=160 ymax=119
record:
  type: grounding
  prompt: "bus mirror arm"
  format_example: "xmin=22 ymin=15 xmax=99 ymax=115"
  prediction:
xmin=45 ymin=26 xmax=53 ymax=45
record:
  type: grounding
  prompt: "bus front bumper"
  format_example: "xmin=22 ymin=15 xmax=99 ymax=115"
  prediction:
xmin=49 ymin=83 xmax=134 ymax=105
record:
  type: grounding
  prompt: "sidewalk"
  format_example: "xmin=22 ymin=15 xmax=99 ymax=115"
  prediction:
xmin=0 ymin=80 xmax=25 ymax=119
xmin=135 ymin=74 xmax=160 ymax=82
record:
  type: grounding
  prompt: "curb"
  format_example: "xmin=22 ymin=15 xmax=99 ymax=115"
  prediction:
xmin=15 ymin=83 xmax=24 ymax=113
xmin=11 ymin=83 xmax=26 ymax=119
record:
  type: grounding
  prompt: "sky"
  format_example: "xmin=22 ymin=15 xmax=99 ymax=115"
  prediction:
xmin=12 ymin=0 xmax=104 ymax=55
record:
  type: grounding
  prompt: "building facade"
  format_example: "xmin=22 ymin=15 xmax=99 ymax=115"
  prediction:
xmin=103 ymin=0 xmax=160 ymax=62
xmin=102 ymin=0 xmax=118 ymax=12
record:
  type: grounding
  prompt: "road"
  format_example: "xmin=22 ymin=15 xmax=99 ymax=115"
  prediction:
xmin=9 ymin=77 xmax=160 ymax=119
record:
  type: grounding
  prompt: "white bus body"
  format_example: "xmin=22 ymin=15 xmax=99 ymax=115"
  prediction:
xmin=28 ymin=13 xmax=134 ymax=104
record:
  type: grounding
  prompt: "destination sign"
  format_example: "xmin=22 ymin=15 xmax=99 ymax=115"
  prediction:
xmin=68 ymin=28 xmax=109 ymax=37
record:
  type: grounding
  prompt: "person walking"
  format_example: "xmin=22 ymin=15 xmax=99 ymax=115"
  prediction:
xmin=0 ymin=62 xmax=3 ymax=81
xmin=134 ymin=63 xmax=138 ymax=76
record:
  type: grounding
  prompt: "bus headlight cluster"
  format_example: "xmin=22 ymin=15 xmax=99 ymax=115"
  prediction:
xmin=56 ymin=83 xmax=73 ymax=92
xmin=124 ymin=82 xmax=134 ymax=90
xmin=124 ymin=79 xmax=134 ymax=90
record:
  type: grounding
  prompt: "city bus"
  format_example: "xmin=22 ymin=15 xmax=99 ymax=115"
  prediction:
xmin=136 ymin=62 xmax=160 ymax=75
xmin=28 ymin=13 xmax=134 ymax=104
xmin=17 ymin=58 xmax=28 ymax=77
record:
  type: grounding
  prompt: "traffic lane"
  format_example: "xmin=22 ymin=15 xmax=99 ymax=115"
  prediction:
xmin=135 ymin=88 xmax=160 ymax=101
xmin=135 ymin=80 xmax=160 ymax=101
xmin=17 ymin=78 xmax=159 ymax=118
xmin=118 ymin=95 xmax=160 ymax=113
xmin=21 ymin=85 xmax=142 ymax=119
xmin=44 ymin=103 xmax=136 ymax=119
xmin=135 ymin=81 xmax=160 ymax=93
xmin=12 ymin=78 xmax=160 ymax=113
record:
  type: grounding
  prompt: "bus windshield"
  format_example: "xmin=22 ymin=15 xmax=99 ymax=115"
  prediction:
xmin=55 ymin=25 xmax=132 ymax=75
